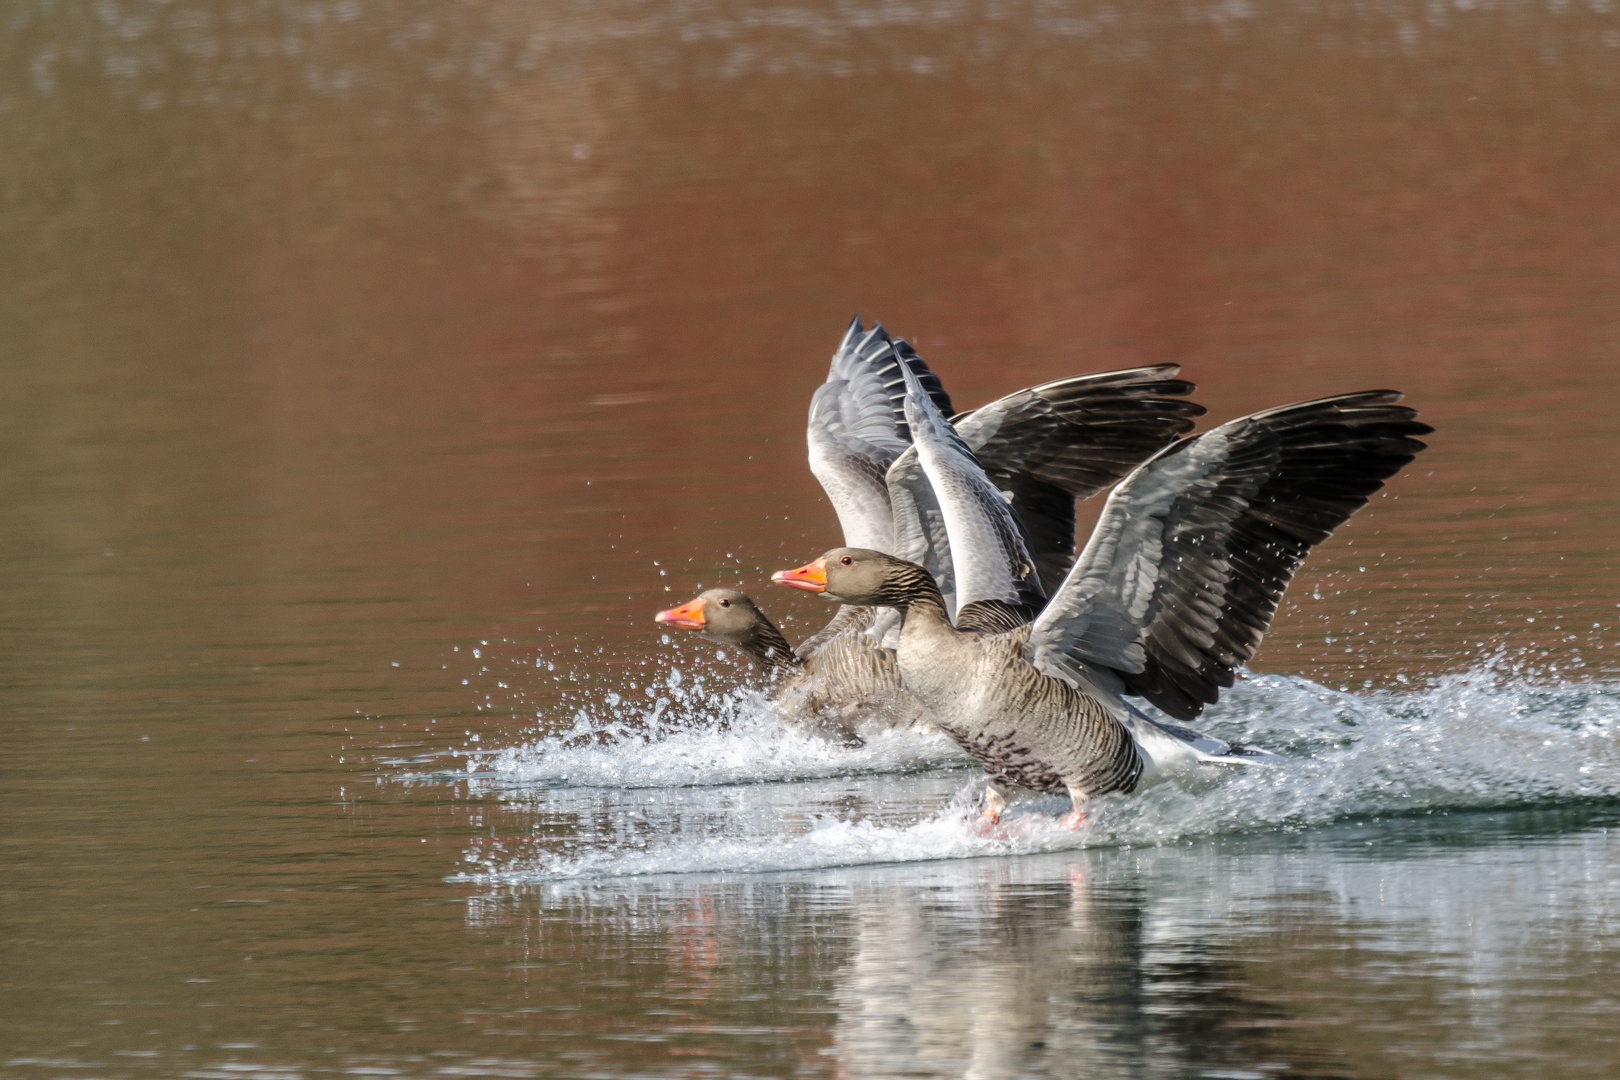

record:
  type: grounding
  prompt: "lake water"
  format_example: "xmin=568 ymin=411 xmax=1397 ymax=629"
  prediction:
xmin=3 ymin=2 xmax=1619 ymax=1077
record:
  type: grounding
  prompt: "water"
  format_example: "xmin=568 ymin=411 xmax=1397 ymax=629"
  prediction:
xmin=4 ymin=1 xmax=1620 ymax=1077
xmin=443 ymin=665 xmax=1620 ymax=883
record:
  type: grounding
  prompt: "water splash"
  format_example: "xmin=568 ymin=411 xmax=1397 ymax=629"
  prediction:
xmin=460 ymin=792 xmax=1091 ymax=882
xmin=468 ymin=684 xmax=965 ymax=792
xmin=443 ymin=662 xmax=1620 ymax=883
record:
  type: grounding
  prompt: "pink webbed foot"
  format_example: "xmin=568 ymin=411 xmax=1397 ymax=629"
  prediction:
xmin=1056 ymin=807 xmax=1089 ymax=830
xmin=972 ymin=807 xmax=1003 ymax=837
xmin=972 ymin=784 xmax=1009 ymax=837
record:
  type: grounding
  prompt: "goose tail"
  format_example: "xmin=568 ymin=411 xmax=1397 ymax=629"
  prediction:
xmin=1120 ymin=706 xmax=1280 ymax=778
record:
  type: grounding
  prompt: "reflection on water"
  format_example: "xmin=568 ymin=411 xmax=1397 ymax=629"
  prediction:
xmin=3 ymin=0 xmax=1619 ymax=1076
xmin=455 ymin=809 xmax=1620 ymax=1079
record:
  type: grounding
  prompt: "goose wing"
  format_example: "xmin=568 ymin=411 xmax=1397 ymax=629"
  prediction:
xmin=794 ymin=602 xmax=874 ymax=661
xmin=953 ymin=367 xmax=1205 ymax=588
xmin=1026 ymin=391 xmax=1431 ymax=720
xmin=807 ymin=316 xmax=953 ymax=552
xmin=887 ymin=361 xmax=1046 ymax=629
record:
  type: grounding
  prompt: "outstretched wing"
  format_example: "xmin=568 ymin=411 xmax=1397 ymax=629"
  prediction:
xmin=1026 ymin=391 xmax=1431 ymax=720
xmin=806 ymin=316 xmax=953 ymax=551
xmin=954 ymin=366 xmax=1205 ymax=588
xmin=888 ymin=360 xmax=1046 ymax=628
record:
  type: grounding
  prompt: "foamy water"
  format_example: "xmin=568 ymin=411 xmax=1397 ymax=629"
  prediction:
xmin=434 ymin=662 xmax=1620 ymax=883
xmin=471 ymin=691 xmax=967 ymax=791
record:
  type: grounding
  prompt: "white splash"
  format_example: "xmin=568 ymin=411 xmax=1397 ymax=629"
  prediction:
xmin=469 ymin=689 xmax=965 ymax=792
xmin=444 ymin=663 xmax=1620 ymax=882
xmin=464 ymin=797 xmax=1094 ymax=883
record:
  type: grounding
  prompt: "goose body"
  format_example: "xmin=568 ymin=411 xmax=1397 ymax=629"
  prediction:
xmin=898 ymin=591 xmax=1270 ymax=802
xmin=895 ymin=616 xmax=1140 ymax=800
xmin=783 ymin=605 xmax=919 ymax=727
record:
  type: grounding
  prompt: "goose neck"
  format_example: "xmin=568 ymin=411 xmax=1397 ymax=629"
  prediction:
xmin=876 ymin=562 xmax=949 ymax=617
xmin=738 ymin=620 xmax=802 ymax=675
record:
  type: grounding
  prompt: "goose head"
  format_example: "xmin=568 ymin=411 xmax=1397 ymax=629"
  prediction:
xmin=654 ymin=588 xmax=773 ymax=645
xmin=772 ymin=548 xmax=913 ymax=606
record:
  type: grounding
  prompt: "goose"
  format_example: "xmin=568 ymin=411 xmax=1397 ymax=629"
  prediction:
xmin=773 ymin=360 xmax=1431 ymax=826
xmin=656 ymin=589 xmax=925 ymax=734
xmin=658 ymin=316 xmax=1204 ymax=734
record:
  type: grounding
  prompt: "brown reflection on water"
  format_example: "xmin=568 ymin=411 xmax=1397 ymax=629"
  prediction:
xmin=2 ymin=1 xmax=1620 ymax=1076
xmin=5 ymin=1 xmax=1617 ymax=708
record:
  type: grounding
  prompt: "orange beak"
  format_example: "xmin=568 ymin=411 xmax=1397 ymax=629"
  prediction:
xmin=771 ymin=558 xmax=827 ymax=593
xmin=654 ymin=597 xmax=706 ymax=629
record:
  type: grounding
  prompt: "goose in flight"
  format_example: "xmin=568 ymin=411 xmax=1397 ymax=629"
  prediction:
xmin=773 ymin=360 xmax=1431 ymax=825
xmin=657 ymin=315 xmax=1203 ymax=735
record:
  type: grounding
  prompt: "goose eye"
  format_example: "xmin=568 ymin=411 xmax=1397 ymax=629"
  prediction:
xmin=840 ymin=556 xmax=853 ymax=566
xmin=719 ymin=598 xmax=730 ymax=607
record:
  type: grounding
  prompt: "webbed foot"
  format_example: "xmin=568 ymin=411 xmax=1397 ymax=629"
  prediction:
xmin=1056 ymin=808 xmax=1088 ymax=830
xmin=972 ymin=806 xmax=1003 ymax=837
xmin=972 ymin=783 xmax=1009 ymax=837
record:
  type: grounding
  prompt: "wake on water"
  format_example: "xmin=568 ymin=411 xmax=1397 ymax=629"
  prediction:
xmin=433 ymin=660 xmax=1620 ymax=883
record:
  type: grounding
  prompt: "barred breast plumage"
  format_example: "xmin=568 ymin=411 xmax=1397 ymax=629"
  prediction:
xmin=897 ymin=620 xmax=1141 ymax=801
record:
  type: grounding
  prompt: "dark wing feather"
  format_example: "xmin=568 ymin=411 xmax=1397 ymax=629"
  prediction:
xmin=827 ymin=316 xmax=954 ymax=443
xmin=954 ymin=367 xmax=1205 ymax=588
xmin=992 ymin=476 xmax=1080 ymax=602
xmin=886 ymin=337 xmax=954 ymax=441
xmin=1028 ymin=391 xmax=1431 ymax=720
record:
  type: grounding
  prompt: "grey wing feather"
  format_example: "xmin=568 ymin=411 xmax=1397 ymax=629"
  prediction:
xmin=807 ymin=317 xmax=908 ymax=551
xmin=891 ymin=360 xmax=1046 ymax=621
xmin=885 ymin=443 xmax=958 ymax=613
xmin=795 ymin=603 xmax=877 ymax=661
xmin=1028 ymin=428 xmax=1267 ymax=683
xmin=865 ymin=605 xmax=904 ymax=652
xmin=875 ymin=336 xmax=954 ymax=441
xmin=807 ymin=316 xmax=955 ymax=552
xmin=1027 ymin=391 xmax=1432 ymax=720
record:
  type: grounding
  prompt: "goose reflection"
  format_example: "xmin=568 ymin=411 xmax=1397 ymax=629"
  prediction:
xmin=829 ymin=860 xmax=1261 ymax=1079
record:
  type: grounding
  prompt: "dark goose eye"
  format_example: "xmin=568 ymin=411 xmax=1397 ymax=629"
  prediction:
xmin=840 ymin=556 xmax=853 ymax=566
xmin=719 ymin=598 xmax=730 ymax=607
